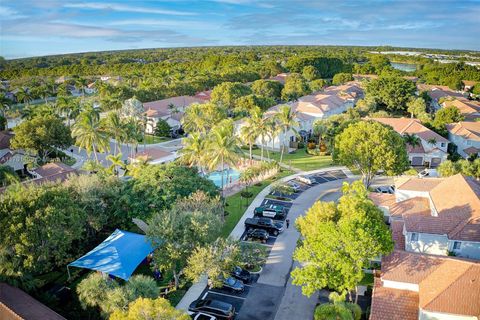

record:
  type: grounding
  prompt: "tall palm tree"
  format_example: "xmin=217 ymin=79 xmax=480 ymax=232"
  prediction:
xmin=182 ymin=103 xmax=207 ymax=134
xmin=104 ymin=111 xmax=126 ymax=155
xmin=72 ymin=105 xmax=110 ymax=162
xmin=16 ymin=87 xmax=32 ymax=106
xmin=403 ymin=133 xmax=421 ymax=149
xmin=275 ymin=105 xmax=299 ymax=163
xmin=240 ymin=110 xmax=262 ymax=161
xmin=206 ymin=119 xmax=241 ymax=195
xmin=179 ymin=132 xmax=206 ymax=172
xmin=257 ymin=116 xmax=272 ymax=161
xmin=427 ymin=138 xmax=437 ymax=148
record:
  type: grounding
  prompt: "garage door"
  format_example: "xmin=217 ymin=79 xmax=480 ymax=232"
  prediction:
xmin=411 ymin=157 xmax=423 ymax=166
xmin=430 ymin=158 xmax=442 ymax=168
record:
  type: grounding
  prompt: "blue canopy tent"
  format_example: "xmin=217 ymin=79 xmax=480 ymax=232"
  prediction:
xmin=67 ymin=229 xmax=154 ymax=281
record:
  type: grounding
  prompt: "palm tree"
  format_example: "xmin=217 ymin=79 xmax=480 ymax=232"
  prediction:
xmin=403 ymin=133 xmax=421 ymax=149
xmin=275 ymin=105 xmax=299 ymax=163
xmin=72 ymin=105 xmax=110 ymax=162
xmin=16 ymin=87 xmax=32 ymax=106
xmin=182 ymin=103 xmax=207 ymax=134
xmin=257 ymin=116 xmax=272 ymax=161
xmin=206 ymin=119 xmax=241 ymax=195
xmin=240 ymin=110 xmax=262 ymax=161
xmin=314 ymin=292 xmax=361 ymax=320
xmin=179 ymin=132 xmax=207 ymax=172
xmin=0 ymin=93 xmax=10 ymax=128
xmin=427 ymin=138 xmax=437 ymax=148
xmin=106 ymin=153 xmax=125 ymax=176
xmin=104 ymin=111 xmax=126 ymax=155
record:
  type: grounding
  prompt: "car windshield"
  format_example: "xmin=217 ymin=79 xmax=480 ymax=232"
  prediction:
xmin=226 ymin=278 xmax=236 ymax=285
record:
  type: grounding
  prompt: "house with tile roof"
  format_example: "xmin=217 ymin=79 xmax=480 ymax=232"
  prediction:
xmin=250 ymin=81 xmax=363 ymax=150
xmin=0 ymin=131 xmax=26 ymax=172
xmin=442 ymin=98 xmax=480 ymax=121
xmin=371 ymin=118 xmax=449 ymax=167
xmin=416 ymin=84 xmax=466 ymax=111
xmin=370 ymin=174 xmax=480 ymax=259
xmin=447 ymin=121 xmax=480 ymax=158
xmin=370 ymin=250 xmax=480 ymax=320
xmin=143 ymin=95 xmax=208 ymax=134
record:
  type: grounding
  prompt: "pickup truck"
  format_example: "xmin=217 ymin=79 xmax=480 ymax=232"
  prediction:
xmin=254 ymin=204 xmax=287 ymax=219
xmin=245 ymin=217 xmax=284 ymax=236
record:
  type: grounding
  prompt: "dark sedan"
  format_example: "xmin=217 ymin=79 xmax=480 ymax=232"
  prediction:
xmin=189 ymin=299 xmax=235 ymax=320
xmin=231 ymin=266 xmax=251 ymax=283
xmin=245 ymin=228 xmax=269 ymax=243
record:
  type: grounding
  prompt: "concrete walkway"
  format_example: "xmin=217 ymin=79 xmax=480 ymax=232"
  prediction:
xmin=176 ymin=166 xmax=356 ymax=312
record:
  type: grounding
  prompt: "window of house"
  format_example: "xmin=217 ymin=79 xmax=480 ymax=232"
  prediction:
xmin=411 ymin=233 xmax=418 ymax=241
xmin=467 ymin=140 xmax=472 ymax=145
xmin=453 ymin=241 xmax=462 ymax=250
xmin=441 ymin=143 xmax=445 ymax=147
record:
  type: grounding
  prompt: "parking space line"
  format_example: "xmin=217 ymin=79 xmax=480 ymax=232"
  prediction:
xmin=208 ymin=290 xmax=247 ymax=300
xmin=202 ymin=292 xmax=208 ymax=299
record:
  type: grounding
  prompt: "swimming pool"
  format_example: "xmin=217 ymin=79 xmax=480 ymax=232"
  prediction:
xmin=206 ymin=168 xmax=241 ymax=188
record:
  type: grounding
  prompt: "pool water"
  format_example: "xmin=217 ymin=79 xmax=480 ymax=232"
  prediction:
xmin=206 ymin=168 xmax=241 ymax=188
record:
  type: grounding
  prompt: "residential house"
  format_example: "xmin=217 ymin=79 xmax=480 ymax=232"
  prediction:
xmin=447 ymin=121 xmax=480 ymax=158
xmin=0 ymin=131 xmax=25 ymax=172
xmin=269 ymin=73 xmax=290 ymax=85
xmin=0 ymin=282 xmax=66 ymax=320
xmin=370 ymin=174 xmax=480 ymax=259
xmin=193 ymin=89 xmax=212 ymax=101
xmin=129 ymin=148 xmax=178 ymax=165
xmin=443 ymin=98 xmax=480 ymax=121
xmin=416 ymin=84 xmax=466 ymax=110
xmin=371 ymin=118 xmax=449 ymax=167
xmin=143 ymin=96 xmax=208 ymax=134
xmin=249 ymin=81 xmax=363 ymax=150
xmin=370 ymin=250 xmax=480 ymax=320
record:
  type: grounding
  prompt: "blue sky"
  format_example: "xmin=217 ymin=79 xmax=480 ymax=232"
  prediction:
xmin=1 ymin=0 xmax=479 ymax=59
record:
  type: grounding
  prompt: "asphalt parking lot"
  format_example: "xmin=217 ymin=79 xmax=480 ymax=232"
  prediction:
xmin=190 ymin=169 xmax=350 ymax=319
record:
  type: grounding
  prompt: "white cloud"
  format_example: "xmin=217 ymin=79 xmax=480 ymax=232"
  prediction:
xmin=107 ymin=18 xmax=218 ymax=29
xmin=0 ymin=5 xmax=26 ymax=19
xmin=64 ymin=2 xmax=196 ymax=16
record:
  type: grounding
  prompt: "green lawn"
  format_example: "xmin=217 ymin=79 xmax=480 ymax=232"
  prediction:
xmin=142 ymin=134 xmax=171 ymax=144
xmin=221 ymin=169 xmax=293 ymax=238
xmin=251 ymin=148 xmax=333 ymax=171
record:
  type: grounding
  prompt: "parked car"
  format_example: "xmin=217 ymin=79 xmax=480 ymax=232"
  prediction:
xmin=231 ymin=266 xmax=251 ymax=283
xmin=254 ymin=204 xmax=287 ymax=219
xmin=192 ymin=313 xmax=217 ymax=320
xmin=222 ymin=277 xmax=245 ymax=293
xmin=287 ymin=181 xmax=302 ymax=192
xmin=245 ymin=228 xmax=269 ymax=243
xmin=296 ymin=175 xmax=315 ymax=185
xmin=245 ymin=217 xmax=284 ymax=236
xmin=418 ymin=168 xmax=438 ymax=178
xmin=189 ymin=299 xmax=235 ymax=320
xmin=375 ymin=185 xmax=395 ymax=194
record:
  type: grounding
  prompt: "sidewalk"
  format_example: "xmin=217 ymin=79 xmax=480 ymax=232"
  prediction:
xmin=176 ymin=166 xmax=355 ymax=311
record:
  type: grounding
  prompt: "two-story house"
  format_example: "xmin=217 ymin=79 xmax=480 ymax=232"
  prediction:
xmin=370 ymin=174 xmax=480 ymax=260
xmin=371 ymin=118 xmax=449 ymax=167
xmin=447 ymin=121 xmax=480 ymax=159
xmin=370 ymin=250 xmax=480 ymax=320
xmin=443 ymin=98 xmax=480 ymax=121
xmin=248 ymin=81 xmax=363 ymax=151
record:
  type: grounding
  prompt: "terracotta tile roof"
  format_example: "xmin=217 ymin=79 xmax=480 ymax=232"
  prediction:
xmin=396 ymin=177 xmax=444 ymax=192
xmin=369 ymin=277 xmax=418 ymax=320
xmin=269 ymin=73 xmax=289 ymax=84
xmin=371 ymin=118 xmax=449 ymax=143
xmin=464 ymin=146 xmax=480 ymax=155
xmin=444 ymin=98 xmax=480 ymax=118
xmin=133 ymin=148 xmax=172 ymax=160
xmin=393 ymin=175 xmax=480 ymax=241
xmin=0 ymin=131 xmax=13 ymax=150
xmin=391 ymin=220 xmax=406 ymax=250
xmin=33 ymin=162 xmax=75 ymax=178
xmin=406 ymin=143 xmax=425 ymax=154
xmin=0 ymin=282 xmax=66 ymax=320
xmin=389 ymin=197 xmax=430 ymax=219
xmin=194 ymin=90 xmax=212 ymax=101
xmin=377 ymin=251 xmax=480 ymax=318
xmin=447 ymin=121 xmax=480 ymax=142
xmin=143 ymin=96 xmax=206 ymax=118
xmin=369 ymin=193 xmax=396 ymax=208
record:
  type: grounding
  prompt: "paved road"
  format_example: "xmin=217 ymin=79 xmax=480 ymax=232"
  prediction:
xmin=274 ymin=188 xmax=345 ymax=320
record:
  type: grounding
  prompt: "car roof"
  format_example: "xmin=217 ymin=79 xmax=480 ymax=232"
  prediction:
xmin=207 ymin=299 xmax=232 ymax=310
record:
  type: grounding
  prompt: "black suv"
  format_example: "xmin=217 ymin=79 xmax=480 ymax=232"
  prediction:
xmin=245 ymin=228 xmax=269 ymax=243
xmin=189 ymin=299 xmax=235 ymax=320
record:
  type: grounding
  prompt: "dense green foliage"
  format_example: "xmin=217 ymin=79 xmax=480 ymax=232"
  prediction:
xmin=335 ymin=121 xmax=409 ymax=187
xmin=365 ymin=76 xmax=416 ymax=112
xmin=292 ymin=181 xmax=393 ymax=297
